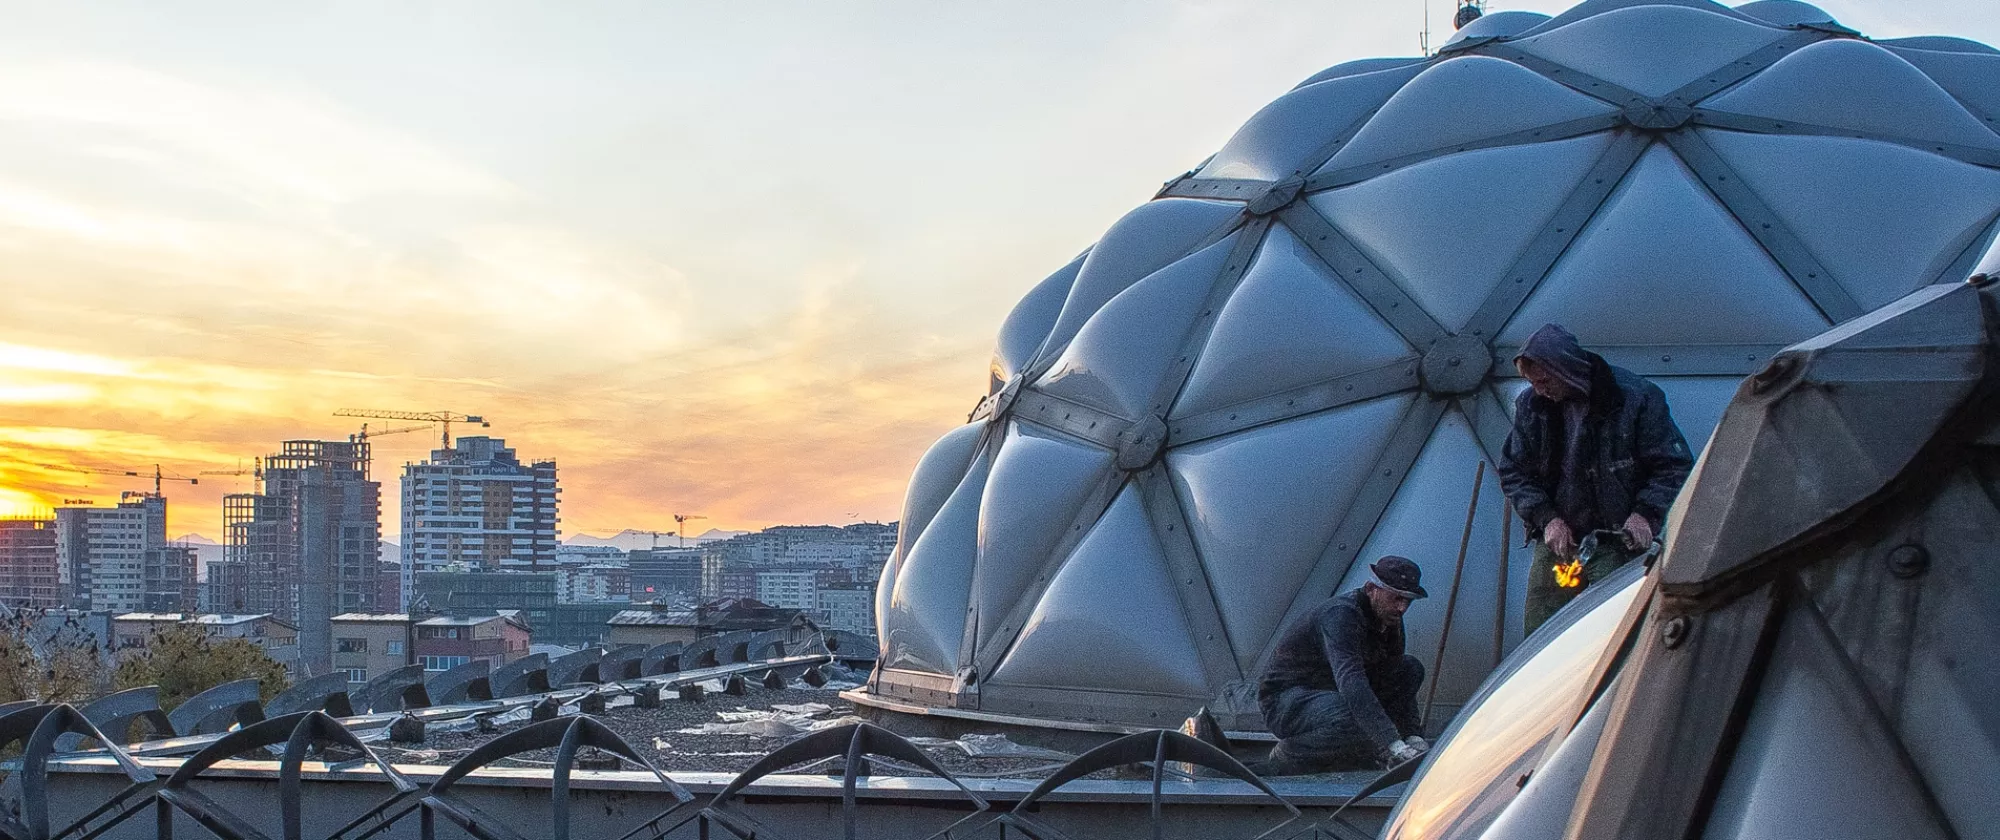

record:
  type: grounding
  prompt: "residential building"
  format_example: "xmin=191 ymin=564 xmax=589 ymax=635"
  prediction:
xmin=111 ymin=612 xmax=300 ymax=675
xmin=555 ymin=565 xmax=629 ymax=604
xmin=140 ymin=545 xmax=197 ymax=612
xmin=756 ymin=570 xmax=819 ymax=612
xmin=544 ymin=603 xmax=620 ymax=648
xmin=400 ymin=437 xmax=560 ymax=595
xmin=604 ymin=597 xmax=809 ymax=647
xmin=330 ymin=613 xmax=415 ymax=686
xmin=205 ymin=440 xmax=383 ymax=676
xmin=374 ymin=561 xmax=402 ymax=615
xmin=413 ymin=612 xmax=531 ymax=672
xmin=818 ymin=584 xmax=877 ymax=636
xmin=628 ymin=548 xmax=701 ymax=601
xmin=55 ymin=493 xmax=167 ymax=613
xmin=0 ymin=517 xmax=60 ymax=607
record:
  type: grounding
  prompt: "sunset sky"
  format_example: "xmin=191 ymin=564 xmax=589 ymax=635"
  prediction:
xmin=1 ymin=1 xmax=1991 ymax=540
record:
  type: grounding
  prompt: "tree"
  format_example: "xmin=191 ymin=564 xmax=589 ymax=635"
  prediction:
xmin=113 ymin=623 xmax=289 ymax=711
xmin=0 ymin=608 xmax=111 ymax=705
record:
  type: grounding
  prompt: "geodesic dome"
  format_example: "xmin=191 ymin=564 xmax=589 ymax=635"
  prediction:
xmin=864 ymin=0 xmax=2000 ymax=731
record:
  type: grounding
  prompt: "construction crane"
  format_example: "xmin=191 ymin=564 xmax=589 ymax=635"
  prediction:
xmin=674 ymin=514 xmax=707 ymax=549
xmin=199 ymin=458 xmax=263 ymax=493
xmin=40 ymin=463 xmax=198 ymax=496
xmin=349 ymin=423 xmax=433 ymax=443
xmin=332 ymin=409 xmax=489 ymax=450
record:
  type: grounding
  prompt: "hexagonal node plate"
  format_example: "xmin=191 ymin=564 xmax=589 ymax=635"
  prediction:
xmin=1421 ymin=334 xmax=1496 ymax=395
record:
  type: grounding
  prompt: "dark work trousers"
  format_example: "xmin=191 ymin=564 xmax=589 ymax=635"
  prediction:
xmin=1524 ymin=540 xmax=1636 ymax=636
xmin=1263 ymin=654 xmax=1425 ymax=771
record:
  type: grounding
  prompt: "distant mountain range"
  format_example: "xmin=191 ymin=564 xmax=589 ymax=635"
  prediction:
xmin=564 ymin=529 xmax=748 ymax=551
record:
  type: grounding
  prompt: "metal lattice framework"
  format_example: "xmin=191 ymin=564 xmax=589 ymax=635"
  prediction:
xmin=868 ymin=0 xmax=2000 ymax=731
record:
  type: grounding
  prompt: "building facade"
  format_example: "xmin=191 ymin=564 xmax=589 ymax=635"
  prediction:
xmin=817 ymin=584 xmax=876 ymax=636
xmin=0 ymin=517 xmax=61 ymax=607
xmin=755 ymin=570 xmax=819 ymax=612
xmin=330 ymin=613 xmax=415 ymax=686
xmin=413 ymin=612 xmax=530 ymax=672
xmin=206 ymin=440 xmax=383 ymax=677
xmin=55 ymin=493 xmax=167 ymax=613
xmin=400 ymin=437 xmax=560 ymax=598
xmin=111 ymin=612 xmax=301 ymax=675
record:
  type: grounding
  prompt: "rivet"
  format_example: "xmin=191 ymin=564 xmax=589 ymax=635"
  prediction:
xmin=1662 ymin=616 xmax=1691 ymax=649
xmin=1887 ymin=544 xmax=1930 ymax=579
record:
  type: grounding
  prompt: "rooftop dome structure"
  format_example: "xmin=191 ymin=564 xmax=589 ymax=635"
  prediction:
xmin=861 ymin=0 xmax=2000 ymax=733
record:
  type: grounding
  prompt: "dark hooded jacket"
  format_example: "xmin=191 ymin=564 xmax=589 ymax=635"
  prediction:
xmin=1498 ymin=326 xmax=1695 ymax=539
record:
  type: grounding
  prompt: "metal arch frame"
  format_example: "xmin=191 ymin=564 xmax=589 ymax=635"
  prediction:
xmin=150 ymin=711 xmax=422 ymax=840
xmin=355 ymin=665 xmax=432 ymax=714
xmin=0 ymin=703 xmax=159 ymax=840
xmin=675 ymin=722 xmax=989 ymax=840
xmin=490 ymin=653 xmax=550 ymax=698
xmin=166 ymin=680 xmax=265 ymax=739
xmin=990 ymin=729 xmax=1302 ymax=840
xmin=55 ymin=687 xmax=174 ymax=752
xmin=419 ymin=717 xmax=692 ymax=840
xmin=264 ymin=673 xmax=356 ymax=719
xmin=423 ymin=660 xmax=490 ymax=706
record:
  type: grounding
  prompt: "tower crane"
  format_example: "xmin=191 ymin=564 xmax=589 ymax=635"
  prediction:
xmin=349 ymin=423 xmax=434 ymax=443
xmin=332 ymin=409 xmax=489 ymax=450
xmin=674 ymin=514 xmax=707 ymax=549
xmin=199 ymin=458 xmax=263 ymax=493
xmin=40 ymin=463 xmax=199 ymax=496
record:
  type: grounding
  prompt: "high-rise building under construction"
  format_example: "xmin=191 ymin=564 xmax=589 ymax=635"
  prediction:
xmin=207 ymin=440 xmax=382 ymax=675
xmin=400 ymin=436 xmax=559 ymax=606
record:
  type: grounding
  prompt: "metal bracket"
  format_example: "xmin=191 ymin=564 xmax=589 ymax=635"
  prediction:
xmin=1420 ymin=334 xmax=1496 ymax=395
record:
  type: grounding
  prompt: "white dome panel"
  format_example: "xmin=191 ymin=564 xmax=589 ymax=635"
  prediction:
xmin=1319 ymin=56 xmax=1621 ymax=175
xmin=1201 ymin=64 xmax=1426 ymax=181
xmin=1443 ymin=10 xmax=1554 ymax=49
xmin=993 ymin=253 xmax=1083 ymax=387
xmin=1520 ymin=0 xmax=1762 ymax=37
xmin=1513 ymin=6 xmax=1787 ymax=97
xmin=1704 ymin=39 xmax=2000 ymax=151
xmin=971 ymin=423 xmax=1115 ymax=651
xmin=881 ymin=451 xmax=991 ymax=675
xmin=1706 ymin=130 xmax=2000 ymax=310
xmin=890 ymin=421 xmax=985 ymax=574
xmin=1732 ymin=1 xmax=1838 ymax=27
xmin=1889 ymin=48 xmax=2000 ymax=132
xmin=1311 ymin=133 xmax=1613 ymax=333
xmin=1504 ymin=144 xmax=1831 ymax=345
xmin=1295 ymin=58 xmax=1428 ymax=89
xmin=1167 ymin=394 xmax=1413 ymax=668
xmin=1036 ymin=232 xmax=1239 ymax=419
xmin=1335 ymin=409 xmax=1510 ymax=707
xmin=1878 ymin=36 xmax=2000 ymax=56
xmin=1036 ymin=198 xmax=1242 ymax=362
xmin=987 ymin=485 xmax=1209 ymax=698
xmin=1652 ymin=377 xmax=1747 ymax=453
xmin=1174 ymin=223 xmax=1413 ymax=418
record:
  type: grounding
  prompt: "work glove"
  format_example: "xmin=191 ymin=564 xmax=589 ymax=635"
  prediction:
xmin=1621 ymin=513 xmax=1654 ymax=552
xmin=1387 ymin=738 xmax=1428 ymax=764
xmin=1544 ymin=518 xmax=1577 ymax=559
xmin=1404 ymin=736 xmax=1430 ymax=752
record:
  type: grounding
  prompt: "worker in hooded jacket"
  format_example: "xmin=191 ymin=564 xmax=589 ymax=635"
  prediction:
xmin=1498 ymin=323 xmax=1695 ymax=634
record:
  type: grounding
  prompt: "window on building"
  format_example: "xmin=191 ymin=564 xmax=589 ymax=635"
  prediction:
xmin=420 ymin=655 xmax=470 ymax=672
xmin=336 ymin=638 xmax=368 ymax=653
xmin=342 ymin=668 xmax=368 ymax=683
xmin=386 ymin=640 xmax=405 ymax=655
xmin=418 ymin=626 xmax=464 ymax=639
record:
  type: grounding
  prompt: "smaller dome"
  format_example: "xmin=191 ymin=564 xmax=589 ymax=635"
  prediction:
xmin=1733 ymin=1 xmax=1839 ymax=27
xmin=1443 ymin=10 xmax=1551 ymax=48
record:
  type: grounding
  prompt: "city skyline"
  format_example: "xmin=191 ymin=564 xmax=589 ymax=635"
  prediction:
xmin=1 ymin=1 xmax=1991 ymax=539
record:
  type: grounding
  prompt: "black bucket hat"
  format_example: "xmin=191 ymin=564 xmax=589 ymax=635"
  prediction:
xmin=1370 ymin=556 xmax=1428 ymax=599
